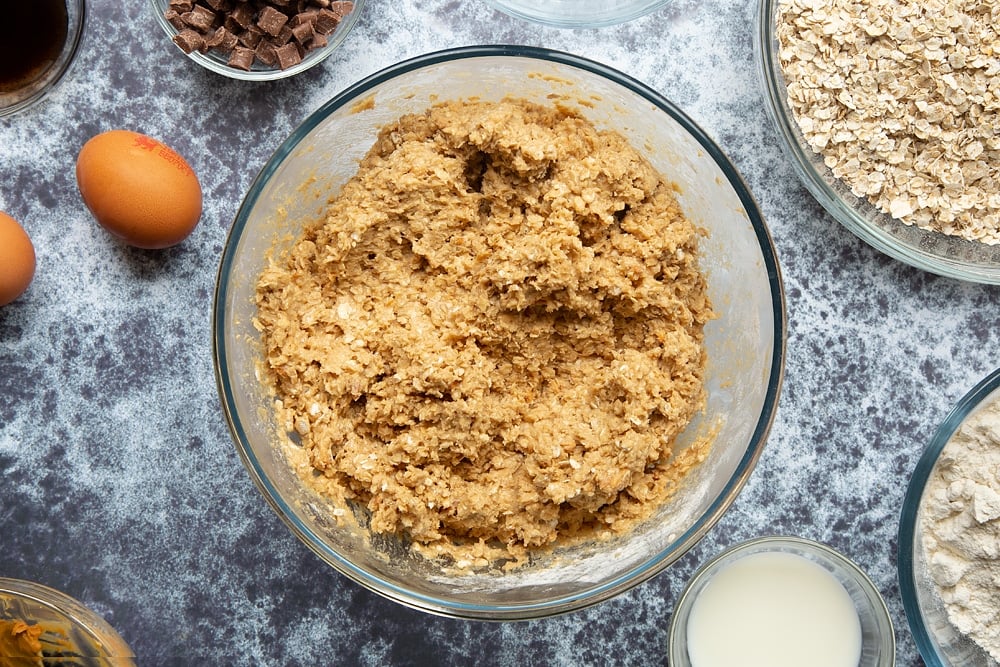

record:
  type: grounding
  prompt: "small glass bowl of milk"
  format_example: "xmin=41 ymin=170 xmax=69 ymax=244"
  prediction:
xmin=668 ymin=536 xmax=895 ymax=667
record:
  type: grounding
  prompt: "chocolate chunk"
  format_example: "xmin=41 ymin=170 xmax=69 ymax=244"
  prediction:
xmin=238 ymin=25 xmax=264 ymax=48
xmin=172 ymin=28 xmax=205 ymax=54
xmin=274 ymin=42 xmax=302 ymax=69
xmin=309 ymin=31 xmax=327 ymax=50
xmin=257 ymin=5 xmax=288 ymax=36
xmin=228 ymin=2 xmax=255 ymax=29
xmin=204 ymin=0 xmax=233 ymax=11
xmin=164 ymin=8 xmax=186 ymax=30
xmin=291 ymin=20 xmax=314 ymax=45
xmin=328 ymin=1 xmax=354 ymax=19
xmin=271 ymin=24 xmax=294 ymax=46
xmin=227 ymin=45 xmax=256 ymax=71
xmin=206 ymin=26 xmax=239 ymax=52
xmin=313 ymin=5 xmax=349 ymax=34
xmin=289 ymin=10 xmax=317 ymax=27
xmin=168 ymin=0 xmax=195 ymax=11
xmin=181 ymin=5 xmax=216 ymax=32
xmin=254 ymin=40 xmax=277 ymax=67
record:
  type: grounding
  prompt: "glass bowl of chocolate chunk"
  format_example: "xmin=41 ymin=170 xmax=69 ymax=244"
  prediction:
xmin=150 ymin=0 xmax=365 ymax=81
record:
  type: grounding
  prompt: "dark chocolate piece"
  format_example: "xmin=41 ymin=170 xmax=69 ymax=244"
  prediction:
xmin=274 ymin=41 xmax=302 ymax=69
xmin=313 ymin=6 xmax=345 ymax=34
xmin=238 ymin=25 xmax=264 ymax=48
xmin=164 ymin=8 xmax=186 ymax=30
xmin=272 ymin=24 xmax=293 ymax=46
xmin=227 ymin=45 xmax=256 ymax=70
xmin=257 ymin=5 xmax=288 ymax=36
xmin=172 ymin=28 xmax=205 ymax=53
xmin=181 ymin=5 xmax=216 ymax=32
xmin=228 ymin=2 xmax=255 ymax=29
xmin=309 ymin=31 xmax=327 ymax=49
xmin=205 ymin=26 xmax=239 ymax=52
xmin=254 ymin=40 xmax=277 ymax=67
xmin=328 ymin=1 xmax=353 ymax=19
xmin=291 ymin=20 xmax=313 ymax=45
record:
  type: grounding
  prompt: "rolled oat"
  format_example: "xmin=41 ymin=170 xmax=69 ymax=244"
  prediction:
xmin=777 ymin=0 xmax=1000 ymax=244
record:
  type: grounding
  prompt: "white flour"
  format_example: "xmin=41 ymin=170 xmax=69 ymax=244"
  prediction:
xmin=922 ymin=390 xmax=1000 ymax=663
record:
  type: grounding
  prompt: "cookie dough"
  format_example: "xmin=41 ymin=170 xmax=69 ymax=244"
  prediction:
xmin=255 ymin=97 xmax=714 ymax=565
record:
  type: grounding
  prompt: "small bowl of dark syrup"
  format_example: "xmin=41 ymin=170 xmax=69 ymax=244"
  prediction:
xmin=0 ymin=0 xmax=85 ymax=117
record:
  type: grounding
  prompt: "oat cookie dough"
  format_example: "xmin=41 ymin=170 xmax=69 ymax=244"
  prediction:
xmin=255 ymin=97 xmax=714 ymax=564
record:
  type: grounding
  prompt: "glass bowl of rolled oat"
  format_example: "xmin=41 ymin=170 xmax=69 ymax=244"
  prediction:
xmin=149 ymin=0 xmax=365 ymax=81
xmin=898 ymin=366 xmax=1000 ymax=665
xmin=213 ymin=45 xmax=786 ymax=619
xmin=756 ymin=0 xmax=1000 ymax=284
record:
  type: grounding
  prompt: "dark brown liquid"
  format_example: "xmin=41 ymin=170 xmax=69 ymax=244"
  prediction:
xmin=0 ymin=0 xmax=69 ymax=93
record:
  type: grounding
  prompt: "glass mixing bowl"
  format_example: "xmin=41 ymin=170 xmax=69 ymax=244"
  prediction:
xmin=148 ymin=0 xmax=366 ymax=81
xmin=755 ymin=0 xmax=1000 ymax=284
xmin=0 ymin=577 xmax=135 ymax=664
xmin=482 ymin=0 xmax=673 ymax=28
xmin=898 ymin=367 xmax=1000 ymax=665
xmin=213 ymin=45 xmax=786 ymax=619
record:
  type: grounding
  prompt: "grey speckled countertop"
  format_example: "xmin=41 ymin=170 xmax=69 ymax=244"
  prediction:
xmin=2 ymin=1 xmax=999 ymax=665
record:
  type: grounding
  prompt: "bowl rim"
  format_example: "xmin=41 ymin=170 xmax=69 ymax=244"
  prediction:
xmin=147 ymin=0 xmax=366 ymax=81
xmin=0 ymin=0 xmax=87 ymax=118
xmin=666 ymin=535 xmax=896 ymax=665
xmin=481 ymin=0 xmax=672 ymax=29
xmin=212 ymin=44 xmax=787 ymax=619
xmin=897 ymin=366 xmax=1000 ymax=666
xmin=754 ymin=0 xmax=1000 ymax=285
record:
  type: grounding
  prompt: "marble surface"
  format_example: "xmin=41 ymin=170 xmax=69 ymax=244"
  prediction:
xmin=1 ymin=0 xmax=998 ymax=664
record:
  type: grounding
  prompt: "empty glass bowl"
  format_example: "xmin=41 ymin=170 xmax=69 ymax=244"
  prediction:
xmin=483 ymin=0 xmax=673 ymax=28
xmin=213 ymin=45 xmax=786 ymax=619
xmin=898 ymin=367 xmax=1000 ymax=666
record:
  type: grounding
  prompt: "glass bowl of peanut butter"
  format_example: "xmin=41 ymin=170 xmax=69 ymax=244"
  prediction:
xmin=0 ymin=577 xmax=135 ymax=665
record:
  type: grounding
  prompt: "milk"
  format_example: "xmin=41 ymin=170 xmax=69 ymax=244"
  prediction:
xmin=685 ymin=550 xmax=863 ymax=667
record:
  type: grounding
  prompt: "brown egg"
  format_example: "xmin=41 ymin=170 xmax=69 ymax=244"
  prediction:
xmin=76 ymin=130 xmax=203 ymax=249
xmin=0 ymin=211 xmax=35 ymax=306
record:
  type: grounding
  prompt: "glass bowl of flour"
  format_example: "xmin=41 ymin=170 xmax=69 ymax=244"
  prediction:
xmin=898 ymin=366 xmax=1000 ymax=666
